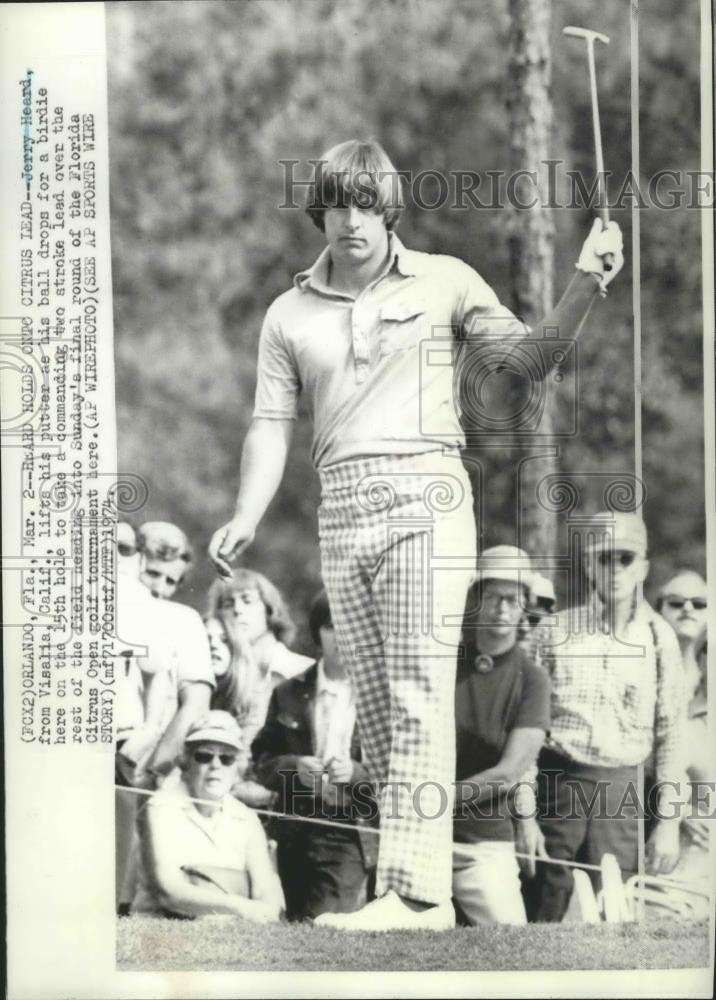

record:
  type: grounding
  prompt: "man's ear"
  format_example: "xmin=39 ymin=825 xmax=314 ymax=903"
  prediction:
xmin=639 ymin=558 xmax=650 ymax=586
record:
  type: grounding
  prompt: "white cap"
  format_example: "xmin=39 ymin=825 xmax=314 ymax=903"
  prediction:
xmin=472 ymin=545 xmax=534 ymax=589
xmin=184 ymin=711 xmax=242 ymax=751
xmin=530 ymin=573 xmax=556 ymax=606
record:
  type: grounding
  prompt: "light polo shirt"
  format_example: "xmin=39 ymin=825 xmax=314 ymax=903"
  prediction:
xmin=267 ymin=640 xmax=315 ymax=683
xmin=117 ymin=587 xmax=216 ymax=739
xmin=116 ymin=575 xmax=173 ymax=739
xmin=540 ymin=599 xmax=687 ymax=791
xmin=253 ymin=234 xmax=524 ymax=468
xmin=154 ymin=598 xmax=216 ymax=732
xmin=132 ymin=776 xmax=266 ymax=914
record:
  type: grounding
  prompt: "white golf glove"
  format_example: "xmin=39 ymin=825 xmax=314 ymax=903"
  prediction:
xmin=575 ymin=218 xmax=624 ymax=295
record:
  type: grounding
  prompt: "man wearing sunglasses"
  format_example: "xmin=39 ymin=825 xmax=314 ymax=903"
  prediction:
xmin=526 ymin=511 xmax=687 ymax=922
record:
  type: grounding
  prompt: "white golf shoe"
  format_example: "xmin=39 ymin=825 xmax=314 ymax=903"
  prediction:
xmin=313 ymin=891 xmax=455 ymax=932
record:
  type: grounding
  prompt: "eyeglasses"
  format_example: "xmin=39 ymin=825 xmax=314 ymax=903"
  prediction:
xmin=483 ymin=593 xmax=521 ymax=609
xmin=664 ymin=597 xmax=707 ymax=611
xmin=597 ymin=551 xmax=637 ymax=568
xmin=192 ymin=750 xmax=238 ymax=767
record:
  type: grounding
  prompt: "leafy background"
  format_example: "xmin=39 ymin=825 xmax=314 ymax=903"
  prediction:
xmin=107 ymin=0 xmax=706 ymax=648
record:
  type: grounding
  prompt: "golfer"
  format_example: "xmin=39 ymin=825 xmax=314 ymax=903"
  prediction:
xmin=209 ymin=139 xmax=623 ymax=930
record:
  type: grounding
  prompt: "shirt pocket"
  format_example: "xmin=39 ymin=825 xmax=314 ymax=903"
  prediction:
xmin=620 ymin=673 xmax=655 ymax=731
xmin=378 ymin=301 xmax=427 ymax=358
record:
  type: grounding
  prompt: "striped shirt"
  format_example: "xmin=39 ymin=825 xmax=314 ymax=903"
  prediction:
xmin=538 ymin=599 xmax=687 ymax=793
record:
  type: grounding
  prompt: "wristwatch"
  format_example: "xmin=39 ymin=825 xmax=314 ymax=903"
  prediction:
xmin=512 ymin=782 xmax=537 ymax=819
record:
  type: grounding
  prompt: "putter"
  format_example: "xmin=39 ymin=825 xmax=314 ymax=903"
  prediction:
xmin=563 ymin=25 xmax=614 ymax=270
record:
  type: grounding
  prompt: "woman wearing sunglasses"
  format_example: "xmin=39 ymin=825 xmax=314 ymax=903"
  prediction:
xmin=657 ymin=570 xmax=708 ymax=720
xmin=132 ymin=711 xmax=284 ymax=921
xmin=654 ymin=570 xmax=710 ymax=915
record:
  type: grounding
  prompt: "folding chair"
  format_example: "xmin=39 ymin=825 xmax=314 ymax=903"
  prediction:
xmin=624 ymin=873 xmax=713 ymax=920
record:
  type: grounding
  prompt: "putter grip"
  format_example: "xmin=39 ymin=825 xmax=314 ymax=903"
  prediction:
xmin=603 ymin=251 xmax=614 ymax=272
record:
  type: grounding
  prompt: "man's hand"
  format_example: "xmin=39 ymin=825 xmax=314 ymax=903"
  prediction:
xmin=576 ymin=219 xmax=624 ymax=293
xmin=296 ymin=755 xmax=325 ymax=789
xmin=325 ymin=756 xmax=355 ymax=786
xmin=645 ymin=819 xmax=681 ymax=875
xmin=514 ymin=815 xmax=549 ymax=878
xmin=208 ymin=515 xmax=256 ymax=578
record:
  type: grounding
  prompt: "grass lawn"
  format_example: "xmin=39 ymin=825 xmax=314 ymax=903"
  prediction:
xmin=118 ymin=916 xmax=710 ymax=972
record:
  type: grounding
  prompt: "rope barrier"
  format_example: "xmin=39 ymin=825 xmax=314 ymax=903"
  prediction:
xmin=114 ymin=783 xmax=710 ymax=889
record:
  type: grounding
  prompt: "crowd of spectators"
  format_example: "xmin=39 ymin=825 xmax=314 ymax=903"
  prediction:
xmin=115 ymin=512 xmax=709 ymax=926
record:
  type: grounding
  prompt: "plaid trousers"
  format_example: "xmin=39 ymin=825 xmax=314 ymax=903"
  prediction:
xmin=318 ymin=450 xmax=477 ymax=904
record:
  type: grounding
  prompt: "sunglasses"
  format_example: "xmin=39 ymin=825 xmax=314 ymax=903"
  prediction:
xmin=597 ymin=551 xmax=637 ymax=568
xmin=192 ymin=750 xmax=238 ymax=767
xmin=664 ymin=597 xmax=707 ymax=611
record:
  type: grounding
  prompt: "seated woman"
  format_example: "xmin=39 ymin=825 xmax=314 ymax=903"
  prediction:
xmin=454 ymin=546 xmax=550 ymax=925
xmin=206 ymin=569 xmax=312 ymax=748
xmin=132 ymin=711 xmax=284 ymax=921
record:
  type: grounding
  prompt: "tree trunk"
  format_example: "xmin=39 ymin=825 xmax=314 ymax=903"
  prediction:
xmin=507 ymin=0 xmax=557 ymax=565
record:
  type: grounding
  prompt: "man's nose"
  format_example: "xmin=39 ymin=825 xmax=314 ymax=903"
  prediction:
xmin=345 ymin=205 xmax=362 ymax=228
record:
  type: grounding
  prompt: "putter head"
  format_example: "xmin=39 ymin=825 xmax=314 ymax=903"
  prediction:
xmin=563 ymin=25 xmax=610 ymax=46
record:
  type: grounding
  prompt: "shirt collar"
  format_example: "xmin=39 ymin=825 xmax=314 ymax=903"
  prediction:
xmin=294 ymin=245 xmax=333 ymax=293
xmin=316 ymin=658 xmax=350 ymax=697
xmin=176 ymin=775 xmax=225 ymax=828
xmin=587 ymin=590 xmax=650 ymax=631
xmin=386 ymin=233 xmax=418 ymax=277
xmin=293 ymin=232 xmax=417 ymax=294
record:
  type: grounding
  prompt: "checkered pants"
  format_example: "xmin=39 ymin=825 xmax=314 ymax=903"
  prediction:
xmin=318 ymin=450 xmax=477 ymax=904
